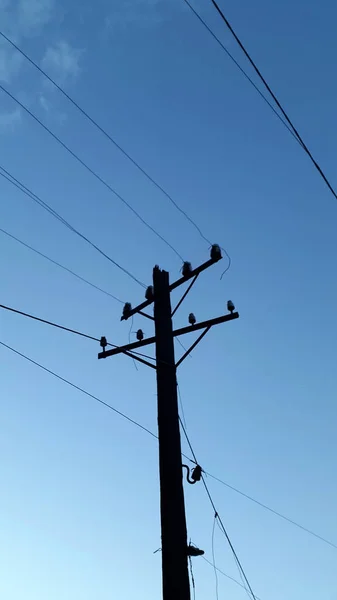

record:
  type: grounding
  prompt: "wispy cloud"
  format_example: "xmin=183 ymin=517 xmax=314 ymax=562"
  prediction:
xmin=16 ymin=0 xmax=54 ymax=35
xmin=0 ymin=1 xmax=83 ymax=128
xmin=0 ymin=0 xmax=54 ymax=84
xmin=105 ymin=0 xmax=168 ymax=30
xmin=41 ymin=41 xmax=83 ymax=84
xmin=0 ymin=107 xmax=21 ymax=130
xmin=0 ymin=43 xmax=23 ymax=82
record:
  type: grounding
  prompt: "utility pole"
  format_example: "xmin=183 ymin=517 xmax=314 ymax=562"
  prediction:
xmin=154 ymin=265 xmax=190 ymax=599
xmin=97 ymin=246 xmax=239 ymax=600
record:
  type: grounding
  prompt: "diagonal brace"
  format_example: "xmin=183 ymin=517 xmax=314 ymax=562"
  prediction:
xmin=172 ymin=274 xmax=198 ymax=317
xmin=176 ymin=326 xmax=211 ymax=367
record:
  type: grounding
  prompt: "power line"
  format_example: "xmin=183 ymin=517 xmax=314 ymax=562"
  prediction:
xmin=0 ymin=30 xmax=231 ymax=266
xmin=203 ymin=481 xmax=257 ymax=600
xmin=0 ymin=341 xmax=157 ymax=439
xmin=0 ymin=83 xmax=184 ymax=262
xmin=206 ymin=471 xmax=337 ymax=551
xmin=202 ymin=557 xmax=262 ymax=600
xmin=177 ymin=391 xmax=258 ymax=600
xmin=0 ymin=166 xmax=146 ymax=288
xmin=0 ymin=303 xmax=157 ymax=362
xmin=188 ymin=555 xmax=196 ymax=600
xmin=209 ymin=0 xmax=337 ymax=202
xmin=182 ymin=0 xmax=298 ymax=144
xmin=3 ymin=323 xmax=336 ymax=554
xmin=211 ymin=515 xmax=219 ymax=600
xmin=0 ymin=303 xmax=100 ymax=342
xmin=0 ymin=226 xmax=124 ymax=304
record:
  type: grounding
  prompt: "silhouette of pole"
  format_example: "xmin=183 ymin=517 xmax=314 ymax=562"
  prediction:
xmin=153 ymin=265 xmax=190 ymax=600
xmin=97 ymin=249 xmax=239 ymax=600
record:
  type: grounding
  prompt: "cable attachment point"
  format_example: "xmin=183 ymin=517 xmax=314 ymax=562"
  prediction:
xmin=100 ymin=336 xmax=107 ymax=354
xmin=182 ymin=464 xmax=202 ymax=484
xmin=187 ymin=544 xmax=204 ymax=557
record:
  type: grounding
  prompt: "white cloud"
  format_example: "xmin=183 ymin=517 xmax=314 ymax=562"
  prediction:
xmin=17 ymin=0 xmax=54 ymax=34
xmin=0 ymin=0 xmax=54 ymax=82
xmin=42 ymin=41 xmax=82 ymax=83
xmin=0 ymin=44 xmax=23 ymax=82
xmin=39 ymin=94 xmax=50 ymax=112
xmin=105 ymin=0 xmax=166 ymax=29
xmin=0 ymin=107 xmax=21 ymax=130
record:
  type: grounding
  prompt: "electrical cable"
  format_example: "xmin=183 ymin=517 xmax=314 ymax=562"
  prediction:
xmin=0 ymin=227 xmax=124 ymax=304
xmin=0 ymin=83 xmax=184 ymax=262
xmin=0 ymin=303 xmax=156 ymax=361
xmin=0 ymin=166 xmax=146 ymax=288
xmin=202 ymin=557 xmax=262 ymax=600
xmin=182 ymin=0 xmax=298 ymax=144
xmin=203 ymin=477 xmax=257 ymax=600
xmin=188 ymin=555 xmax=196 ymax=600
xmin=209 ymin=0 xmax=337 ymax=202
xmin=129 ymin=315 xmax=139 ymax=371
xmin=211 ymin=514 xmax=219 ymax=600
xmin=176 ymin=336 xmax=192 ymax=360
xmin=0 ymin=341 xmax=158 ymax=438
xmin=177 ymin=383 xmax=187 ymax=429
xmin=2 ymin=327 xmax=335 ymax=556
xmin=0 ymin=29 xmax=231 ymax=268
xmin=205 ymin=470 xmax=337 ymax=551
xmin=177 ymin=384 xmax=258 ymax=600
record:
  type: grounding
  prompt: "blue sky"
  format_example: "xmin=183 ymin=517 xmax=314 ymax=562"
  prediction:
xmin=1 ymin=0 xmax=337 ymax=598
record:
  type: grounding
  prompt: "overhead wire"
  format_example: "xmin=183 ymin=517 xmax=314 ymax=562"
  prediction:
xmin=0 ymin=166 xmax=146 ymax=288
xmin=205 ymin=470 xmax=337 ymax=551
xmin=209 ymin=0 xmax=337 ymax=202
xmin=0 ymin=227 xmax=124 ymax=304
xmin=177 ymin=383 xmax=258 ymax=600
xmin=0 ymin=303 xmax=156 ymax=362
xmin=188 ymin=555 xmax=196 ymax=600
xmin=0 ymin=82 xmax=184 ymax=262
xmin=0 ymin=341 xmax=157 ymax=438
xmin=2 ymin=326 xmax=335 ymax=553
xmin=177 ymin=382 xmax=188 ymax=429
xmin=211 ymin=514 xmax=219 ymax=600
xmin=0 ymin=29 xmax=231 ymax=270
xmin=182 ymin=0 xmax=298 ymax=144
xmin=202 ymin=556 xmax=262 ymax=600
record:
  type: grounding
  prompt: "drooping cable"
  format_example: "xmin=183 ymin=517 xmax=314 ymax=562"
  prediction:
xmin=204 ymin=470 xmax=337 ymax=551
xmin=211 ymin=514 xmax=219 ymax=600
xmin=0 ymin=226 xmax=124 ymax=303
xmin=177 ymin=383 xmax=258 ymax=600
xmin=0 ymin=341 xmax=157 ymax=439
xmin=0 ymin=83 xmax=184 ymax=262
xmin=188 ymin=555 xmax=196 ymax=600
xmin=202 ymin=556 xmax=262 ymax=599
xmin=0 ymin=29 xmax=231 ymax=265
xmin=0 ymin=303 xmax=156 ymax=361
xmin=2 ymin=330 xmax=334 ymax=556
xmin=0 ymin=166 xmax=146 ymax=288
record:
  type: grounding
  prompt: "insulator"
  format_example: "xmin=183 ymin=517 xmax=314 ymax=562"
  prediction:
xmin=210 ymin=243 xmax=222 ymax=261
xmin=122 ymin=302 xmax=132 ymax=319
xmin=182 ymin=261 xmax=193 ymax=277
xmin=188 ymin=312 xmax=196 ymax=325
xmin=100 ymin=336 xmax=107 ymax=349
xmin=136 ymin=329 xmax=144 ymax=341
xmin=227 ymin=300 xmax=235 ymax=313
xmin=145 ymin=285 xmax=154 ymax=301
xmin=191 ymin=465 xmax=202 ymax=482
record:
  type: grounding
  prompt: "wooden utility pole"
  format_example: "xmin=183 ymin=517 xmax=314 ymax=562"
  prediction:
xmin=97 ymin=246 xmax=239 ymax=600
xmin=153 ymin=266 xmax=190 ymax=600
